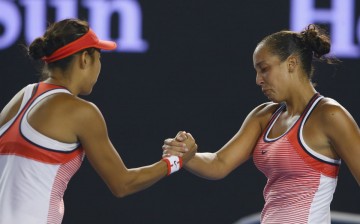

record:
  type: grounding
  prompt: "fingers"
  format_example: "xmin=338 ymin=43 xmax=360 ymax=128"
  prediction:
xmin=162 ymin=137 xmax=188 ymax=157
xmin=179 ymin=132 xmax=198 ymax=163
xmin=182 ymin=132 xmax=195 ymax=148
xmin=175 ymin=131 xmax=188 ymax=142
xmin=163 ymin=138 xmax=187 ymax=148
xmin=162 ymin=131 xmax=197 ymax=160
xmin=162 ymin=149 xmax=186 ymax=158
xmin=185 ymin=132 xmax=194 ymax=140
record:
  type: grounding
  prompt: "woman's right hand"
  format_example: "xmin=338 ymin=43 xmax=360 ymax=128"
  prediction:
xmin=162 ymin=131 xmax=197 ymax=164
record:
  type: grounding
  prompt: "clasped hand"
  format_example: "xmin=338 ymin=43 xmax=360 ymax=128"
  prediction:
xmin=162 ymin=131 xmax=197 ymax=164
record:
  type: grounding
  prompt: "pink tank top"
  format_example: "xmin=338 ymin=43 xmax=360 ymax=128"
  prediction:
xmin=253 ymin=93 xmax=340 ymax=224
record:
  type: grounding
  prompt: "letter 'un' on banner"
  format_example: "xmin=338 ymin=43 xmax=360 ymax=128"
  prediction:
xmin=0 ymin=0 xmax=148 ymax=53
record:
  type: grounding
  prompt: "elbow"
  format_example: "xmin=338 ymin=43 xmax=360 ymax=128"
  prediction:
xmin=205 ymin=164 xmax=231 ymax=180
xmin=113 ymin=189 xmax=132 ymax=198
xmin=110 ymin=184 xmax=132 ymax=198
xmin=207 ymin=165 xmax=232 ymax=180
xmin=187 ymin=168 xmax=228 ymax=180
xmin=206 ymin=172 xmax=228 ymax=181
xmin=113 ymin=190 xmax=128 ymax=198
xmin=107 ymin=172 xmax=143 ymax=198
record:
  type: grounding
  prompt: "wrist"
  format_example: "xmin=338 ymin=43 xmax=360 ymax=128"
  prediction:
xmin=162 ymin=155 xmax=182 ymax=176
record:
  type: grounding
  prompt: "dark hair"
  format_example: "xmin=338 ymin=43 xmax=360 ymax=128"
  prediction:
xmin=259 ymin=24 xmax=338 ymax=80
xmin=27 ymin=18 xmax=96 ymax=79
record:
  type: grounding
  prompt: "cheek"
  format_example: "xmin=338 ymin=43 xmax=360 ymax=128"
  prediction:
xmin=92 ymin=62 xmax=101 ymax=79
xmin=269 ymin=69 xmax=285 ymax=85
xmin=261 ymin=72 xmax=272 ymax=84
xmin=97 ymin=62 xmax=101 ymax=75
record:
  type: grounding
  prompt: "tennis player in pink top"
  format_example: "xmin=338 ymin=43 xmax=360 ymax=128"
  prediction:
xmin=163 ymin=25 xmax=360 ymax=223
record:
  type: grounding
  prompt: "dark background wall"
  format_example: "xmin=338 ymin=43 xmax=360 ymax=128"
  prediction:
xmin=0 ymin=0 xmax=359 ymax=223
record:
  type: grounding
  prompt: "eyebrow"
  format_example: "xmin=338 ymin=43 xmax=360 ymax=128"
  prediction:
xmin=255 ymin=61 xmax=266 ymax=68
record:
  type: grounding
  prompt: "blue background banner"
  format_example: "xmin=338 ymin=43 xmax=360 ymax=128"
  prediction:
xmin=0 ymin=0 xmax=359 ymax=223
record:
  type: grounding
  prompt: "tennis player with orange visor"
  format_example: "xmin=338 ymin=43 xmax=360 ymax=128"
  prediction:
xmin=0 ymin=18 xmax=197 ymax=224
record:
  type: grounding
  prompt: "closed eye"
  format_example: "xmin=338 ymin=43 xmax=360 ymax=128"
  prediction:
xmin=259 ymin=67 xmax=268 ymax=73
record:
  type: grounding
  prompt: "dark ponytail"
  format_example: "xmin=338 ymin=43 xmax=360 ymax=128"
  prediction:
xmin=28 ymin=37 xmax=48 ymax=60
xmin=300 ymin=24 xmax=331 ymax=59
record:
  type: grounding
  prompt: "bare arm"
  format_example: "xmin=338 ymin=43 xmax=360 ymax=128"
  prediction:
xmin=74 ymin=101 xmax=197 ymax=197
xmin=321 ymin=100 xmax=360 ymax=185
xmin=164 ymin=104 xmax=274 ymax=180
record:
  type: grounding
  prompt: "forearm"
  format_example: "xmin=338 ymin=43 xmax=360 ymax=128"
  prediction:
xmin=184 ymin=152 xmax=227 ymax=180
xmin=110 ymin=160 xmax=168 ymax=197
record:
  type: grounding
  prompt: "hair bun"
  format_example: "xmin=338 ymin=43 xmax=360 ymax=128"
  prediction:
xmin=301 ymin=24 xmax=331 ymax=58
xmin=28 ymin=37 xmax=48 ymax=60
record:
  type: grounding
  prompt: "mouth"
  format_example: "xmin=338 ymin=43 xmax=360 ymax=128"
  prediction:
xmin=261 ymin=89 xmax=273 ymax=99
xmin=262 ymin=88 xmax=270 ymax=95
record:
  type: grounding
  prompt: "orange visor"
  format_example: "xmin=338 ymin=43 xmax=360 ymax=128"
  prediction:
xmin=42 ymin=29 xmax=117 ymax=63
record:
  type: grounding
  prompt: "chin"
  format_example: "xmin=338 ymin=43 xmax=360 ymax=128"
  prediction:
xmin=267 ymin=96 xmax=280 ymax=103
xmin=80 ymin=83 xmax=96 ymax=95
xmin=80 ymin=89 xmax=93 ymax=96
xmin=270 ymin=96 xmax=285 ymax=104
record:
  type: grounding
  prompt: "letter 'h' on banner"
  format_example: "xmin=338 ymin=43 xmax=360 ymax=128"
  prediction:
xmin=290 ymin=0 xmax=360 ymax=58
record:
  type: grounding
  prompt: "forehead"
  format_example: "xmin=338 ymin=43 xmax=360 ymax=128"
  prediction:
xmin=253 ymin=44 xmax=279 ymax=66
xmin=253 ymin=43 xmax=270 ymax=59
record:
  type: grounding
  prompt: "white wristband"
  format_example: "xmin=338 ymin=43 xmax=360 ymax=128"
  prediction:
xmin=162 ymin=156 xmax=182 ymax=175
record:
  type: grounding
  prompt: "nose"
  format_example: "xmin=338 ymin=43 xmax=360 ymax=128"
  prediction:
xmin=256 ymin=73 xmax=264 ymax=86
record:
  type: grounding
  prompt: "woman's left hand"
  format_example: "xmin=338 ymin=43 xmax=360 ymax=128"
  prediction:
xmin=162 ymin=131 xmax=197 ymax=158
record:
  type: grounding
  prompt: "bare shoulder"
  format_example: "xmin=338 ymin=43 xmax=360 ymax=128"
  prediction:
xmin=254 ymin=101 xmax=279 ymax=113
xmin=246 ymin=101 xmax=282 ymax=129
xmin=35 ymin=92 xmax=105 ymax=130
xmin=47 ymin=94 xmax=107 ymax=138
xmin=57 ymin=95 xmax=104 ymax=121
xmin=317 ymin=97 xmax=342 ymax=109
xmin=314 ymin=97 xmax=358 ymax=131
xmin=76 ymin=99 xmax=104 ymax=123
xmin=251 ymin=102 xmax=281 ymax=119
xmin=63 ymin=97 xmax=109 ymax=144
xmin=316 ymin=97 xmax=353 ymax=122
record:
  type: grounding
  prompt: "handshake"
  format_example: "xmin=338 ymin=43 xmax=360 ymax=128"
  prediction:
xmin=161 ymin=131 xmax=198 ymax=175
